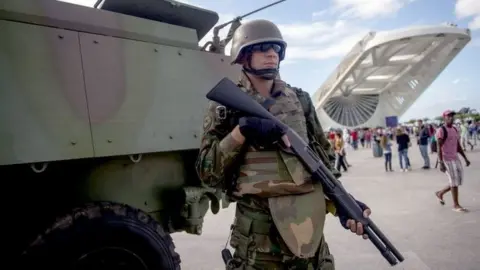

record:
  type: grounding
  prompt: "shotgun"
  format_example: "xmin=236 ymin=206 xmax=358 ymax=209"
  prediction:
xmin=206 ymin=77 xmax=405 ymax=266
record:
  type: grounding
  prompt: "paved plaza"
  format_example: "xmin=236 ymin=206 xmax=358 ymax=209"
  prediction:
xmin=172 ymin=144 xmax=480 ymax=270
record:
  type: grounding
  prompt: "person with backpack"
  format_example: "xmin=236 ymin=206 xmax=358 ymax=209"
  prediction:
xmin=195 ymin=19 xmax=371 ymax=269
xmin=434 ymin=110 xmax=471 ymax=213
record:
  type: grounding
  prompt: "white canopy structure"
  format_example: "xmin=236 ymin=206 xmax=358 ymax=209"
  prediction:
xmin=312 ymin=23 xmax=471 ymax=129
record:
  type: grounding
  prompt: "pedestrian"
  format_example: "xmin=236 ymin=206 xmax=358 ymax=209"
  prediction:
xmin=328 ymin=129 xmax=335 ymax=147
xmin=434 ymin=110 xmax=471 ymax=213
xmin=416 ymin=119 xmax=431 ymax=169
xmin=335 ymin=132 xmax=348 ymax=172
xmin=365 ymin=129 xmax=372 ymax=148
xmin=359 ymin=128 xmax=365 ymax=148
xmin=396 ymin=127 xmax=411 ymax=172
xmin=351 ymin=129 xmax=358 ymax=150
xmin=195 ymin=19 xmax=371 ymax=269
xmin=468 ymin=120 xmax=477 ymax=146
xmin=380 ymin=134 xmax=394 ymax=172
xmin=460 ymin=121 xmax=473 ymax=151
xmin=430 ymin=125 xmax=438 ymax=154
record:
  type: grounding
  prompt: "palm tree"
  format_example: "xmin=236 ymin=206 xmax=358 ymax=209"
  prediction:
xmin=434 ymin=116 xmax=443 ymax=121
xmin=457 ymin=113 xmax=467 ymax=121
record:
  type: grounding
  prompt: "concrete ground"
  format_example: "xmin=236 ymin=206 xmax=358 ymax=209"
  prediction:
xmin=172 ymin=143 xmax=480 ymax=270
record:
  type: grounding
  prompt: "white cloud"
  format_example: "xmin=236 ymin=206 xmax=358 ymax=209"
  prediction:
xmin=304 ymin=0 xmax=416 ymax=62
xmin=312 ymin=9 xmax=329 ymax=19
xmin=325 ymin=0 xmax=415 ymax=20
xmin=455 ymin=0 xmax=480 ymax=30
xmin=279 ymin=20 xmax=370 ymax=60
xmin=452 ymin=79 xmax=460 ymax=84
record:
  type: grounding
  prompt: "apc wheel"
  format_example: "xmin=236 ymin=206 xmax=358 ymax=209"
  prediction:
xmin=21 ymin=201 xmax=181 ymax=270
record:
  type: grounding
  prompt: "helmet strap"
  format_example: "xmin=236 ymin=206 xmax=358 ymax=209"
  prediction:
xmin=242 ymin=54 xmax=279 ymax=81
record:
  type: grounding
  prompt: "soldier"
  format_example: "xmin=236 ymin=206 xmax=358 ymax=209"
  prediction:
xmin=196 ymin=19 xmax=371 ymax=269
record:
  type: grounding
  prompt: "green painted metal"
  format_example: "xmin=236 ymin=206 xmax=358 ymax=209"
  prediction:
xmin=0 ymin=0 xmax=285 ymax=253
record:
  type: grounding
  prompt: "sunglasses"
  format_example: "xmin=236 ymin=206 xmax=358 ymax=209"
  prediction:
xmin=247 ymin=42 xmax=285 ymax=58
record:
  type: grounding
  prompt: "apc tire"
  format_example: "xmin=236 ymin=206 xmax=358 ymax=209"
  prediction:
xmin=20 ymin=201 xmax=181 ymax=270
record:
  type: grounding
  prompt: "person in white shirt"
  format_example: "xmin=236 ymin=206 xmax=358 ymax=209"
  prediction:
xmin=468 ymin=121 xmax=477 ymax=146
xmin=460 ymin=122 xmax=473 ymax=151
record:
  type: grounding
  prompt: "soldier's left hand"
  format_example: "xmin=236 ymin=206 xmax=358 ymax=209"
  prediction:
xmin=346 ymin=203 xmax=371 ymax=240
xmin=338 ymin=200 xmax=371 ymax=240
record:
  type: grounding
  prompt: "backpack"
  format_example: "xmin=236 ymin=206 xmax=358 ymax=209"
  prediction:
xmin=221 ymin=84 xmax=338 ymax=204
xmin=288 ymin=84 xmax=312 ymax=117
xmin=440 ymin=125 xmax=457 ymax=140
xmin=289 ymin=85 xmax=338 ymax=175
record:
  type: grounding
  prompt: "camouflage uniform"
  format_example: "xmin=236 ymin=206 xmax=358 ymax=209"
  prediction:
xmin=195 ymin=20 xmax=337 ymax=270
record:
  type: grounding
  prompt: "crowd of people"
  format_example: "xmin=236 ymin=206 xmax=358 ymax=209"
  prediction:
xmin=326 ymin=111 xmax=476 ymax=212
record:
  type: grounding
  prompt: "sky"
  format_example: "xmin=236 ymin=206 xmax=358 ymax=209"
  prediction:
xmin=61 ymin=0 xmax=479 ymax=121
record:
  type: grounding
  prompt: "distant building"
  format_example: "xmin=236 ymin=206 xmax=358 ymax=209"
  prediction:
xmin=312 ymin=25 xmax=471 ymax=129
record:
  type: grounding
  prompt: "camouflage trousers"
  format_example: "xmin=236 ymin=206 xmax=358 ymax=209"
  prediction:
xmin=227 ymin=197 xmax=334 ymax=270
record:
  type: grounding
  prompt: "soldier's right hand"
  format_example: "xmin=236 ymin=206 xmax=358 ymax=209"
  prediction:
xmin=238 ymin=116 xmax=287 ymax=146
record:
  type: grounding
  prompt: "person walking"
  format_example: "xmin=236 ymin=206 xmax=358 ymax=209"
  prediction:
xmin=335 ymin=132 xmax=348 ymax=172
xmin=380 ymin=134 xmax=394 ymax=172
xmin=434 ymin=110 xmax=471 ymax=213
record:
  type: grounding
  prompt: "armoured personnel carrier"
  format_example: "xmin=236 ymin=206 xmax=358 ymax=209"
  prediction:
xmin=0 ymin=0 xmax=284 ymax=268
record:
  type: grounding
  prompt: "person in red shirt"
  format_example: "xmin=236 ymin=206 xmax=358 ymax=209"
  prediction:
xmin=351 ymin=129 xmax=358 ymax=150
xmin=329 ymin=130 xmax=335 ymax=146
xmin=365 ymin=129 xmax=372 ymax=148
xmin=435 ymin=110 xmax=471 ymax=212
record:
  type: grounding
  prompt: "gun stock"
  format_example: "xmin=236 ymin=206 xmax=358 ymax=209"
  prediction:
xmin=206 ymin=77 xmax=405 ymax=266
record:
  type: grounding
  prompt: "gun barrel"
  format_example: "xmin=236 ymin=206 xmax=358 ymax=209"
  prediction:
xmin=368 ymin=220 xmax=405 ymax=263
xmin=215 ymin=0 xmax=286 ymax=30
xmin=239 ymin=0 xmax=286 ymax=19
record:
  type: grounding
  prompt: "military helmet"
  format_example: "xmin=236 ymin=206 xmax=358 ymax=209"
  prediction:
xmin=230 ymin=19 xmax=287 ymax=64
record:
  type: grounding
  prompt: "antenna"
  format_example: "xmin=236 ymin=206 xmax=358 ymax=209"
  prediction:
xmin=93 ymin=0 xmax=104 ymax=8
xmin=201 ymin=0 xmax=286 ymax=54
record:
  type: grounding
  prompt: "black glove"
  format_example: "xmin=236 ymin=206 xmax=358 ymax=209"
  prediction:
xmin=238 ymin=116 xmax=286 ymax=147
xmin=337 ymin=199 xmax=369 ymax=230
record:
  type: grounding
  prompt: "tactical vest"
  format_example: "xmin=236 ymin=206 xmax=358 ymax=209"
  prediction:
xmin=234 ymin=80 xmax=327 ymax=259
xmin=233 ymin=86 xmax=315 ymax=198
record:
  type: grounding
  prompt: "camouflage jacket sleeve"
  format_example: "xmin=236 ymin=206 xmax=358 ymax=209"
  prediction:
xmin=195 ymin=101 xmax=244 ymax=189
